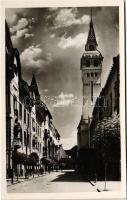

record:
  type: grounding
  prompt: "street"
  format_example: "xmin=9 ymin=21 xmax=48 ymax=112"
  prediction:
xmin=7 ymin=170 xmax=98 ymax=193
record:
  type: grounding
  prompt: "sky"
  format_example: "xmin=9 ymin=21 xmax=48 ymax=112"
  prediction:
xmin=6 ymin=7 xmax=119 ymax=150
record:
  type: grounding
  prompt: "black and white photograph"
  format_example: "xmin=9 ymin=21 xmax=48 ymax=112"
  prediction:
xmin=0 ymin=0 xmax=126 ymax=199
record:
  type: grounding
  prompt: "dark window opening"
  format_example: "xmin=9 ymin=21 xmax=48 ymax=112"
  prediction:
xmin=27 ymin=113 xmax=29 ymax=127
xmin=32 ymin=118 xmax=35 ymax=131
xmin=24 ymin=132 xmax=26 ymax=146
xmin=32 ymin=139 xmax=35 ymax=148
xmin=40 ymin=144 xmax=41 ymax=153
xmin=19 ymin=103 xmax=22 ymax=118
xmin=86 ymin=60 xmax=90 ymax=67
xmin=89 ymin=45 xmax=94 ymax=51
xmin=24 ymin=109 xmax=26 ymax=123
xmin=13 ymin=96 xmax=17 ymax=110
xmin=87 ymin=73 xmax=89 ymax=77
xmin=94 ymin=60 xmax=98 ymax=67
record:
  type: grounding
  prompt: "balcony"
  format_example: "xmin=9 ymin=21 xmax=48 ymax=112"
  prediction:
xmin=14 ymin=109 xmax=18 ymax=116
xmin=13 ymin=138 xmax=22 ymax=149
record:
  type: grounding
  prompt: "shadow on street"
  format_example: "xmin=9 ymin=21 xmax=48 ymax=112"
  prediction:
xmin=51 ymin=171 xmax=91 ymax=182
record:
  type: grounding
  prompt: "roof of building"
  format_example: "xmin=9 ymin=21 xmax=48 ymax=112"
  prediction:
xmin=30 ymin=74 xmax=40 ymax=97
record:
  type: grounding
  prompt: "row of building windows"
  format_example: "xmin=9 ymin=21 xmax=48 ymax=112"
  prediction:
xmin=32 ymin=139 xmax=42 ymax=153
xmin=29 ymin=116 xmax=42 ymax=137
xmin=14 ymin=96 xmax=43 ymax=140
xmin=13 ymin=97 xmax=29 ymax=126
xmin=94 ymin=82 xmax=118 ymax=120
xmin=85 ymin=59 xmax=99 ymax=67
xmin=105 ymin=82 xmax=118 ymax=116
xmin=86 ymin=73 xmax=98 ymax=77
xmin=36 ymin=123 xmax=41 ymax=137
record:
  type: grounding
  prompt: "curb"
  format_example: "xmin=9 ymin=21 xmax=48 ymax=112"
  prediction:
xmin=89 ymin=181 xmax=101 ymax=192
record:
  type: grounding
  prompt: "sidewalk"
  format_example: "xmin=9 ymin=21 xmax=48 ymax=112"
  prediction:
xmin=7 ymin=172 xmax=48 ymax=187
xmin=90 ymin=181 xmax=121 ymax=192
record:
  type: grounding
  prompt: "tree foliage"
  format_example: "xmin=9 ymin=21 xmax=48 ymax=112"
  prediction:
xmin=92 ymin=113 xmax=120 ymax=164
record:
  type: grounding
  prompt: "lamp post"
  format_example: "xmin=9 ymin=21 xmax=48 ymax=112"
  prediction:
xmin=11 ymin=144 xmax=14 ymax=184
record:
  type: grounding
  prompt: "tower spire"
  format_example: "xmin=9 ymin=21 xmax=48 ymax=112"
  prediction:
xmin=85 ymin=8 xmax=98 ymax=51
xmin=90 ymin=8 xmax=92 ymax=22
xmin=30 ymin=74 xmax=40 ymax=97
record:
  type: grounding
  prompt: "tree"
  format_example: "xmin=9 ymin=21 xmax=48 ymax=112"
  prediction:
xmin=92 ymin=113 xmax=120 ymax=189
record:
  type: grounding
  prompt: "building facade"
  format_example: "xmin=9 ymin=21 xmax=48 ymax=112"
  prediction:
xmin=77 ymin=10 xmax=103 ymax=149
xmin=6 ymin=22 xmax=64 ymax=179
xmin=89 ymin=55 xmax=120 ymax=180
xmin=90 ymin=55 xmax=119 ymax=146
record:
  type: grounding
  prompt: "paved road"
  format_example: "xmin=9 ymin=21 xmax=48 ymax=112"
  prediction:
xmin=7 ymin=170 xmax=97 ymax=193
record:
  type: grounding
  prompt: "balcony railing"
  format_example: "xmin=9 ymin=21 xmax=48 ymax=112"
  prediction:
xmin=13 ymin=138 xmax=22 ymax=149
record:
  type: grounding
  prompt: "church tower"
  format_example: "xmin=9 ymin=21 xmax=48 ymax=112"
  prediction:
xmin=77 ymin=9 xmax=103 ymax=148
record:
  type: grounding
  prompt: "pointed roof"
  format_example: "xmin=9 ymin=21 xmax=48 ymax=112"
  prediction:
xmin=30 ymin=74 xmax=40 ymax=97
xmin=31 ymin=74 xmax=36 ymax=86
xmin=85 ymin=9 xmax=98 ymax=51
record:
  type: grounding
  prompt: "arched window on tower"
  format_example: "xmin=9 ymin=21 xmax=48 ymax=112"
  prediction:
xmin=86 ymin=60 xmax=90 ymax=67
xmin=87 ymin=73 xmax=89 ymax=77
xmin=94 ymin=60 xmax=98 ymax=67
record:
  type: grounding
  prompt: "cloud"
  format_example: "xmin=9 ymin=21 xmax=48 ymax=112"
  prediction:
xmin=11 ymin=28 xmax=34 ymax=45
xmin=58 ymin=33 xmax=87 ymax=49
xmin=10 ymin=17 xmax=35 ymax=45
xmin=20 ymin=45 xmax=52 ymax=71
xmin=8 ymin=14 xmax=18 ymax=25
xmin=43 ymin=89 xmax=49 ymax=92
xmin=10 ymin=18 xmax=29 ymax=34
xmin=61 ymin=130 xmax=77 ymax=149
xmin=5 ymin=9 xmax=19 ymax=26
xmin=24 ymin=33 xmax=34 ymax=39
xmin=53 ymin=92 xmax=74 ymax=108
xmin=11 ymin=28 xmax=28 ymax=40
xmin=50 ymin=33 xmax=55 ymax=38
xmin=54 ymin=8 xmax=90 ymax=28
